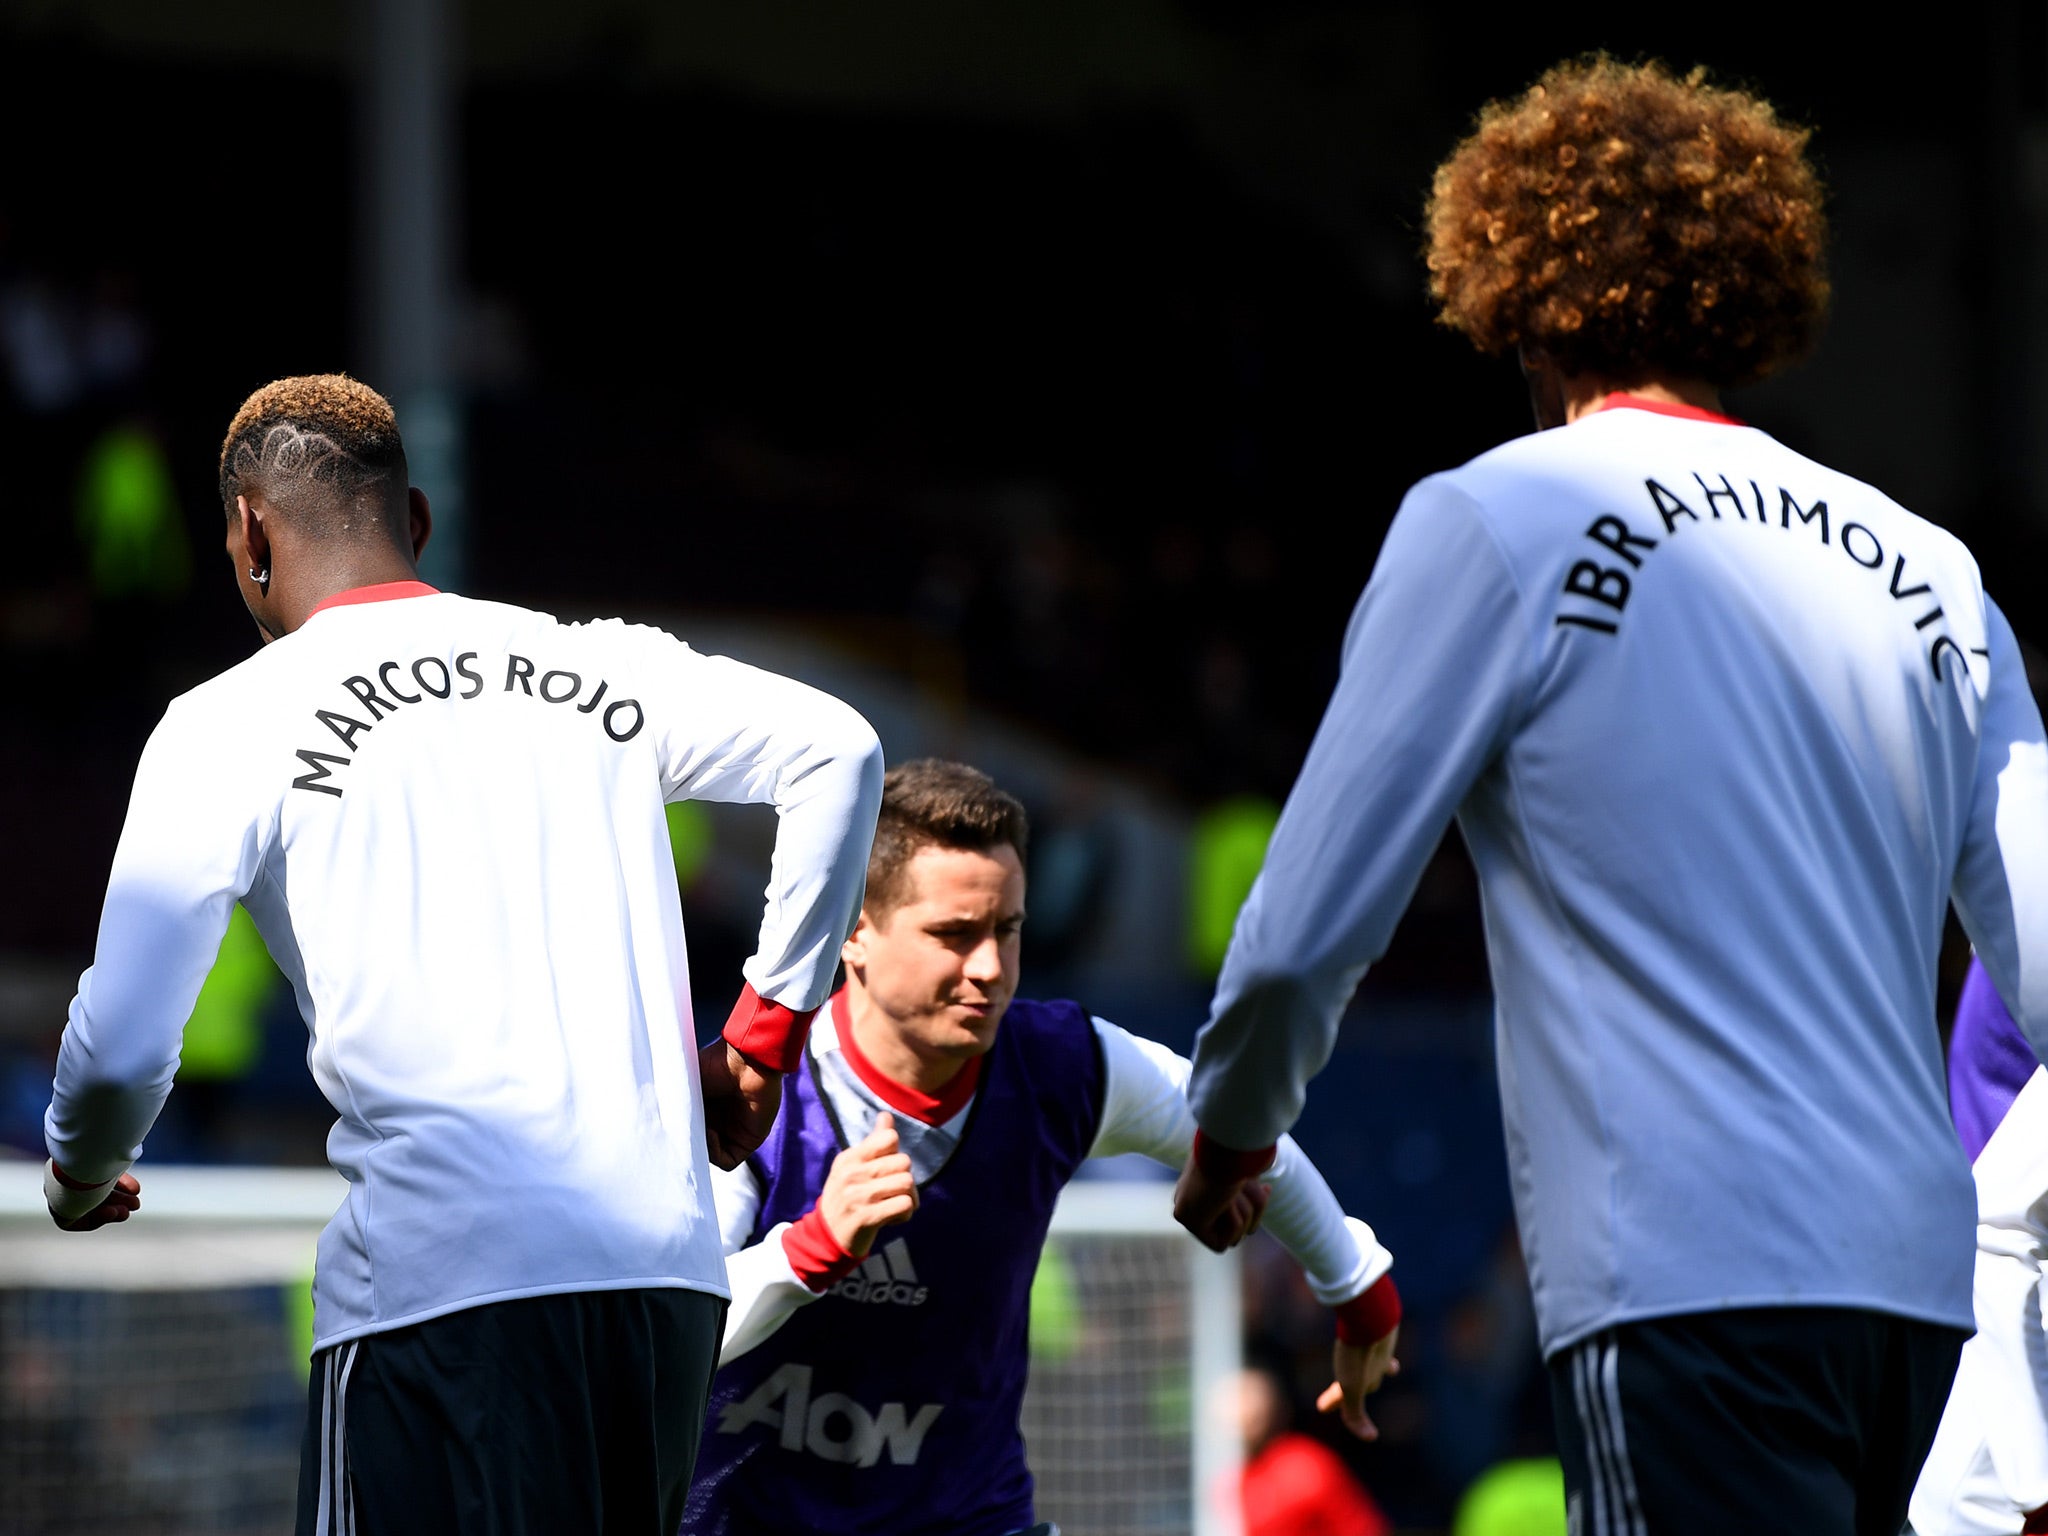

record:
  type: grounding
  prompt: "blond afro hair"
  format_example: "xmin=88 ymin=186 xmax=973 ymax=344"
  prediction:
xmin=1424 ymin=57 xmax=1830 ymax=388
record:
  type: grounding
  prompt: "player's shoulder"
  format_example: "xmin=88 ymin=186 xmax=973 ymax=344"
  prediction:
xmin=998 ymin=998 xmax=1110 ymax=1150
xmin=999 ymin=997 xmax=1107 ymax=1088
xmin=1432 ymin=410 xmax=1983 ymax=579
xmin=546 ymin=608 xmax=689 ymax=647
xmin=1727 ymin=427 xmax=1988 ymax=592
xmin=1001 ymin=995 xmax=1094 ymax=1039
xmin=1423 ymin=410 xmax=1724 ymax=512
xmin=155 ymin=629 xmax=315 ymax=741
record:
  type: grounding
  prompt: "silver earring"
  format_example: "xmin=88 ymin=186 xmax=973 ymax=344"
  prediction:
xmin=250 ymin=565 xmax=270 ymax=594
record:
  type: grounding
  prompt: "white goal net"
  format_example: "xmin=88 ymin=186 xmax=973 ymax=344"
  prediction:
xmin=0 ymin=1164 xmax=1240 ymax=1536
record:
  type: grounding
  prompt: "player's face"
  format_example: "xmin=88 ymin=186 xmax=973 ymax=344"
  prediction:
xmin=847 ymin=844 xmax=1026 ymax=1064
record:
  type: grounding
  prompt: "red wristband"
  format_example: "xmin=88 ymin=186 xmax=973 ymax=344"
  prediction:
xmin=781 ymin=1206 xmax=863 ymax=1293
xmin=1334 ymin=1273 xmax=1402 ymax=1345
xmin=1192 ymin=1128 xmax=1277 ymax=1182
xmin=722 ymin=983 xmax=817 ymax=1075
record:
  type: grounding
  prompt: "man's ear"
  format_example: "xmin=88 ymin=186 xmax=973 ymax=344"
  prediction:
xmin=237 ymin=495 xmax=271 ymax=571
xmin=407 ymin=486 xmax=432 ymax=562
xmin=842 ymin=909 xmax=876 ymax=968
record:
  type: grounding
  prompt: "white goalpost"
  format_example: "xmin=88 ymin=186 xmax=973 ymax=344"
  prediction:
xmin=0 ymin=1164 xmax=1241 ymax=1536
xmin=1027 ymin=1178 xmax=1245 ymax=1536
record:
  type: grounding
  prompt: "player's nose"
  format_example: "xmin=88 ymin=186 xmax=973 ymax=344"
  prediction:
xmin=962 ymin=935 xmax=1004 ymax=983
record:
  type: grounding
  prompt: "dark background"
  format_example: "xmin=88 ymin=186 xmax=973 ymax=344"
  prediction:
xmin=2 ymin=4 xmax=2043 ymax=1528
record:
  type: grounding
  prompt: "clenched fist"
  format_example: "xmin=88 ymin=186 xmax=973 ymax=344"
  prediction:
xmin=817 ymin=1112 xmax=919 ymax=1258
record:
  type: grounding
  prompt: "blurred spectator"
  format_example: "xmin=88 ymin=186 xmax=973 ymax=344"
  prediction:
xmin=1220 ymin=1365 xmax=1393 ymax=1536
xmin=1426 ymin=1226 xmax=1546 ymax=1494
xmin=1 ymin=275 xmax=79 ymax=414
xmin=1187 ymin=794 xmax=1279 ymax=979
xmin=75 ymin=419 xmax=187 ymax=602
xmin=1452 ymin=1458 xmax=1567 ymax=1536
xmin=1 ymin=263 xmax=151 ymax=416
xmin=168 ymin=904 xmax=282 ymax=1152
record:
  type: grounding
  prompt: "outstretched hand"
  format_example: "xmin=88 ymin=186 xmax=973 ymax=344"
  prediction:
xmin=817 ymin=1113 xmax=919 ymax=1258
xmin=1172 ymin=1154 xmax=1269 ymax=1253
xmin=699 ymin=1039 xmax=784 ymax=1170
xmin=1317 ymin=1326 xmax=1401 ymax=1441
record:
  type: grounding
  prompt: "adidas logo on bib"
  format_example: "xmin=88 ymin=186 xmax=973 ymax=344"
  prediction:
xmin=829 ymin=1239 xmax=928 ymax=1306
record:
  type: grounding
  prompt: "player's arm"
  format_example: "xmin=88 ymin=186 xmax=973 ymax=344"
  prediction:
xmin=1090 ymin=1019 xmax=1401 ymax=1438
xmin=713 ymin=1113 xmax=918 ymax=1364
xmin=44 ymin=701 xmax=262 ymax=1228
xmin=1935 ymin=1070 xmax=2048 ymax=1527
xmin=1178 ymin=481 xmax=1532 ymax=1247
xmin=628 ymin=631 xmax=885 ymax=1163
xmin=1951 ymin=596 xmax=2048 ymax=1066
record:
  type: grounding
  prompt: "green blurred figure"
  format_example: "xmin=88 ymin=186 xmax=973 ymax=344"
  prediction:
xmin=76 ymin=420 xmax=188 ymax=601
xmin=1027 ymin=1239 xmax=1082 ymax=1363
xmin=1186 ymin=795 xmax=1279 ymax=979
xmin=177 ymin=903 xmax=280 ymax=1145
xmin=1453 ymin=1457 xmax=1568 ymax=1536
xmin=666 ymin=800 xmax=713 ymax=888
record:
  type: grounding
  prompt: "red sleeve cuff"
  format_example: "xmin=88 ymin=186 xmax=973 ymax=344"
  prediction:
xmin=1334 ymin=1273 xmax=1402 ymax=1345
xmin=722 ymin=983 xmax=817 ymax=1075
xmin=1192 ymin=1128 xmax=1277 ymax=1182
xmin=781 ymin=1206 xmax=862 ymax=1293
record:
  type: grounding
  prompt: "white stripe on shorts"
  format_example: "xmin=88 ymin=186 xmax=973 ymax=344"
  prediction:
xmin=315 ymin=1342 xmax=361 ymax=1536
xmin=1572 ymin=1335 xmax=1646 ymax=1536
xmin=1598 ymin=1338 xmax=1646 ymax=1533
xmin=336 ymin=1342 xmax=360 ymax=1536
xmin=315 ymin=1349 xmax=335 ymax=1536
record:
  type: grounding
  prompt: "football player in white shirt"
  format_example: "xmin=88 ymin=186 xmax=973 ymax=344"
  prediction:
xmin=1171 ymin=58 xmax=2048 ymax=1536
xmin=40 ymin=375 xmax=885 ymax=1536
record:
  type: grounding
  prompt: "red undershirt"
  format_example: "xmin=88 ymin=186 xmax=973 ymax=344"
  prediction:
xmin=306 ymin=579 xmax=441 ymax=618
xmin=1594 ymin=392 xmax=1745 ymax=427
xmin=829 ymin=989 xmax=983 ymax=1125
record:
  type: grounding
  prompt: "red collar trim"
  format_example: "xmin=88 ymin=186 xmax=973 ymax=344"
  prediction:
xmin=830 ymin=989 xmax=982 ymax=1125
xmin=1594 ymin=392 xmax=1745 ymax=427
xmin=307 ymin=580 xmax=441 ymax=619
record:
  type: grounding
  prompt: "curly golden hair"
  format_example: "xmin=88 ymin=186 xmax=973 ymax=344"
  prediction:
xmin=218 ymin=374 xmax=408 ymax=534
xmin=1424 ymin=57 xmax=1829 ymax=388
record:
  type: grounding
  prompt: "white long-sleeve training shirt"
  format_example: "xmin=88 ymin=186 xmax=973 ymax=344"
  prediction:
xmin=45 ymin=587 xmax=884 ymax=1350
xmin=710 ymin=1012 xmax=1391 ymax=1363
xmin=1188 ymin=399 xmax=2048 ymax=1356
xmin=1911 ymin=1068 xmax=2048 ymax=1535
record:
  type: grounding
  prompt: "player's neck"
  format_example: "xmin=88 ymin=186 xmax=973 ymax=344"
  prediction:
xmin=841 ymin=985 xmax=974 ymax=1099
xmin=1565 ymin=375 xmax=1724 ymax=423
xmin=273 ymin=547 xmax=428 ymax=635
xmin=1522 ymin=350 xmax=1724 ymax=430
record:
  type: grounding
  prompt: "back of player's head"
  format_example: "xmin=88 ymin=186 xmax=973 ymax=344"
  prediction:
xmin=866 ymin=759 xmax=1030 ymax=917
xmin=218 ymin=375 xmax=409 ymax=543
xmin=1424 ymin=56 xmax=1830 ymax=389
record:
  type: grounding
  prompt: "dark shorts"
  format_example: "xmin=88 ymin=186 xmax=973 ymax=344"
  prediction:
xmin=1549 ymin=1307 xmax=1966 ymax=1536
xmin=296 ymin=1287 xmax=727 ymax=1536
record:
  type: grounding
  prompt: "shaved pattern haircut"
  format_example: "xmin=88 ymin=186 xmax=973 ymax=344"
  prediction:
xmin=865 ymin=759 xmax=1030 ymax=919
xmin=218 ymin=375 xmax=409 ymax=540
xmin=1425 ymin=56 xmax=1830 ymax=388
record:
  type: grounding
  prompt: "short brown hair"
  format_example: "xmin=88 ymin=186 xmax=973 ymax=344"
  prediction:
xmin=218 ymin=374 xmax=409 ymax=536
xmin=1424 ymin=56 xmax=1829 ymax=388
xmin=865 ymin=759 xmax=1030 ymax=916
